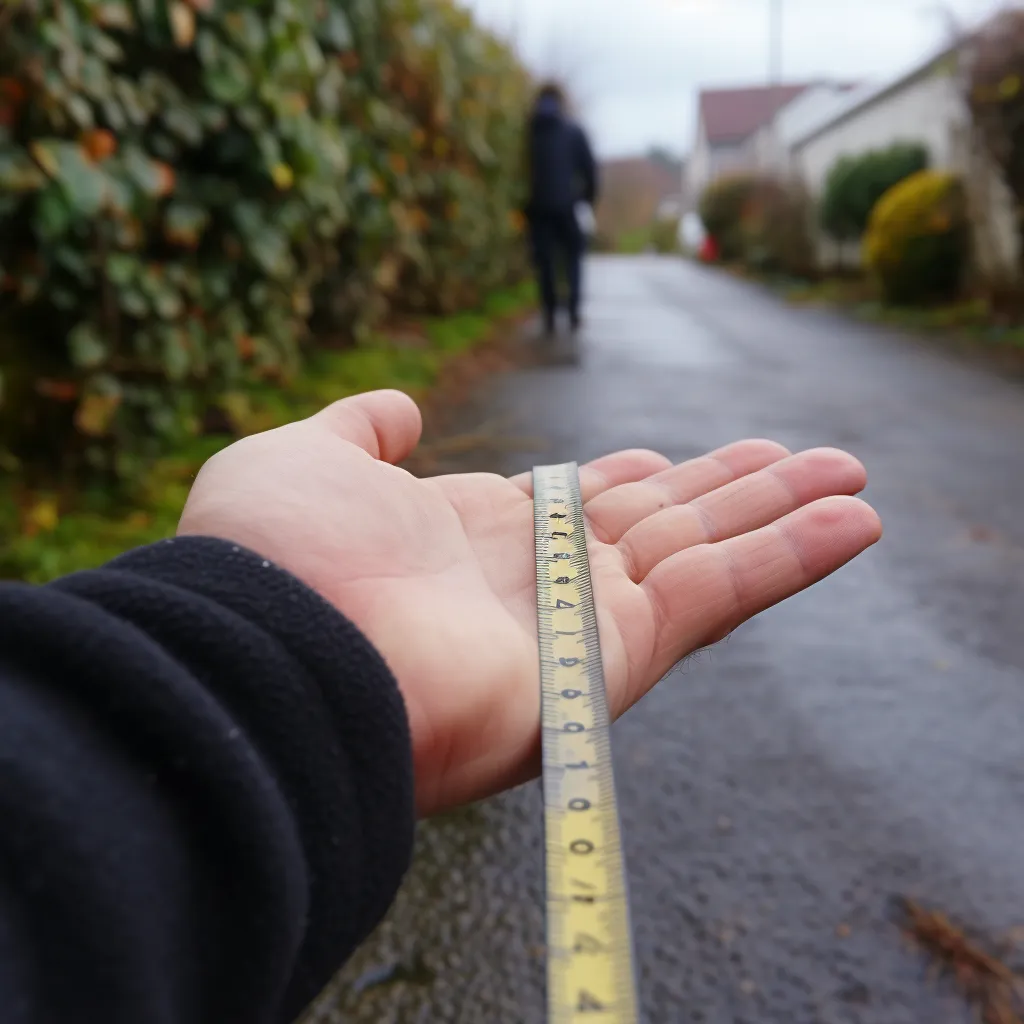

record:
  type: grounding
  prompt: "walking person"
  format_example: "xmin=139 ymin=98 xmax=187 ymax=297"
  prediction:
xmin=525 ymin=82 xmax=598 ymax=335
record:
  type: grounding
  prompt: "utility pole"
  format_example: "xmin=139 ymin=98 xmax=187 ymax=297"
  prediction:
xmin=768 ymin=0 xmax=783 ymax=169
xmin=769 ymin=0 xmax=783 ymax=85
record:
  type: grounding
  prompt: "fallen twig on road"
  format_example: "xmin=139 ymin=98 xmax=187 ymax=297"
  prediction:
xmin=901 ymin=898 xmax=1024 ymax=1024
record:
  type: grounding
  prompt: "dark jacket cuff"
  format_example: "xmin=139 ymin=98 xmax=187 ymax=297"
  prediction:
xmin=64 ymin=536 xmax=415 ymax=1016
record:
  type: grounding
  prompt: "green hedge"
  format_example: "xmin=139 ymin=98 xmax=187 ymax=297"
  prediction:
xmin=820 ymin=142 xmax=929 ymax=244
xmin=739 ymin=178 xmax=814 ymax=278
xmin=1 ymin=279 xmax=536 ymax=582
xmin=699 ymin=174 xmax=813 ymax=277
xmin=0 ymin=0 xmax=530 ymax=480
xmin=698 ymin=174 xmax=756 ymax=261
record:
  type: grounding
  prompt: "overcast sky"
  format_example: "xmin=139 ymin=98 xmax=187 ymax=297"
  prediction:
xmin=460 ymin=0 xmax=1011 ymax=158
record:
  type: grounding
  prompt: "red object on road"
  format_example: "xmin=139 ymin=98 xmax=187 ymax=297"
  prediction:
xmin=699 ymin=235 xmax=720 ymax=263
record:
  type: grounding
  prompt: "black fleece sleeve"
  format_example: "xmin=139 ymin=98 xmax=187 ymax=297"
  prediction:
xmin=0 ymin=537 xmax=415 ymax=1024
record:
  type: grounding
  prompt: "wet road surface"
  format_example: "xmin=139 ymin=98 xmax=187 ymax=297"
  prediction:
xmin=306 ymin=256 xmax=1024 ymax=1023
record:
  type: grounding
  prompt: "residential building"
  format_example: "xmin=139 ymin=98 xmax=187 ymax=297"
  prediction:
xmin=686 ymin=83 xmax=809 ymax=202
xmin=790 ymin=43 xmax=962 ymax=196
xmin=789 ymin=40 xmax=1018 ymax=276
xmin=767 ymin=81 xmax=861 ymax=175
xmin=597 ymin=156 xmax=683 ymax=244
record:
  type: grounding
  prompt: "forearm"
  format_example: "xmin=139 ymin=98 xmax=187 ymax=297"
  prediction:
xmin=0 ymin=537 xmax=414 ymax=1024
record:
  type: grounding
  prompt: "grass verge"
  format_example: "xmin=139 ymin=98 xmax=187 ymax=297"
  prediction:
xmin=778 ymin=276 xmax=1024 ymax=351
xmin=0 ymin=280 xmax=536 ymax=583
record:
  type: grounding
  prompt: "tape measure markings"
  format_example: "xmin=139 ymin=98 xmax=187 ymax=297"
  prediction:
xmin=534 ymin=462 xmax=640 ymax=1024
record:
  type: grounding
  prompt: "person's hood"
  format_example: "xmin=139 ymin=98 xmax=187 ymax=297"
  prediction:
xmin=532 ymin=95 xmax=564 ymax=125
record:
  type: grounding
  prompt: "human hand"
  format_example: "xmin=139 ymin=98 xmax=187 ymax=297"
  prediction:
xmin=178 ymin=390 xmax=881 ymax=816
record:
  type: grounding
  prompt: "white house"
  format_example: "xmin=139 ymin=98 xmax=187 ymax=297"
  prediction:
xmin=686 ymin=83 xmax=809 ymax=203
xmin=788 ymin=39 xmax=1018 ymax=276
xmin=686 ymin=81 xmax=864 ymax=203
xmin=770 ymin=82 xmax=863 ymax=175
xmin=790 ymin=43 xmax=963 ymax=196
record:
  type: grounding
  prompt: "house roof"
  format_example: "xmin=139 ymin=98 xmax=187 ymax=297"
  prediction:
xmin=790 ymin=41 xmax=962 ymax=149
xmin=699 ymin=84 xmax=810 ymax=144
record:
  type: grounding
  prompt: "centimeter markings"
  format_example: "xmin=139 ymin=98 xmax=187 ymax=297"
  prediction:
xmin=534 ymin=463 xmax=640 ymax=1024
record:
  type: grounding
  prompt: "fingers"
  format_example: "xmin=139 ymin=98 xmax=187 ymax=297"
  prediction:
xmin=641 ymin=495 xmax=881 ymax=683
xmin=510 ymin=449 xmax=672 ymax=500
xmin=585 ymin=439 xmax=791 ymax=542
xmin=619 ymin=448 xmax=867 ymax=581
xmin=314 ymin=390 xmax=423 ymax=463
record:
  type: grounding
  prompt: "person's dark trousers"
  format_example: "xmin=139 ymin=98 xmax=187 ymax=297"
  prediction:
xmin=528 ymin=210 xmax=583 ymax=332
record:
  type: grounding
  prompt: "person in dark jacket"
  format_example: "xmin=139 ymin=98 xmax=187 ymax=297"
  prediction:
xmin=0 ymin=388 xmax=881 ymax=1023
xmin=525 ymin=83 xmax=598 ymax=334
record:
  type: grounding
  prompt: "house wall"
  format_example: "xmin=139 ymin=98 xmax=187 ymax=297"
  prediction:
xmin=793 ymin=65 xmax=965 ymax=197
xmin=726 ymin=87 xmax=849 ymax=179
xmin=748 ymin=123 xmax=776 ymax=173
xmin=687 ymin=117 xmax=753 ymax=207
xmin=691 ymin=84 xmax=852 ymax=195
xmin=686 ymin=118 xmax=711 ymax=203
xmin=709 ymin=141 xmax=750 ymax=178
xmin=791 ymin=57 xmax=1019 ymax=276
xmin=774 ymin=83 xmax=862 ymax=175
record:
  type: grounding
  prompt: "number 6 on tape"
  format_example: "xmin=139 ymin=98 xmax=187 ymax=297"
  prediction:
xmin=533 ymin=462 xmax=640 ymax=1023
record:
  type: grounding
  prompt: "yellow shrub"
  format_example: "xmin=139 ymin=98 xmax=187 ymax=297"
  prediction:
xmin=863 ymin=170 xmax=969 ymax=304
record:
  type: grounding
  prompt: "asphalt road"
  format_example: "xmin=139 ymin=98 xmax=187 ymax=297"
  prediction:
xmin=305 ymin=256 xmax=1024 ymax=1024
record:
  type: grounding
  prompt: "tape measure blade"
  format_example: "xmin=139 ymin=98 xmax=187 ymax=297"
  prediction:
xmin=534 ymin=462 xmax=640 ymax=1024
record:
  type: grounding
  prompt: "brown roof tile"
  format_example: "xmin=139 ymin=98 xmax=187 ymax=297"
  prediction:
xmin=700 ymin=84 xmax=810 ymax=144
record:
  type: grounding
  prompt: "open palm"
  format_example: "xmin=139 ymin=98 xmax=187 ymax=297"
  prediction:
xmin=179 ymin=390 xmax=881 ymax=816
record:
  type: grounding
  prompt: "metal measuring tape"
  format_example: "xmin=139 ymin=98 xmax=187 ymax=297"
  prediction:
xmin=533 ymin=462 xmax=640 ymax=1023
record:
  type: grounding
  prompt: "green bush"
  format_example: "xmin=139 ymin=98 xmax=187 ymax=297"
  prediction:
xmin=700 ymin=175 xmax=812 ymax=275
xmin=0 ymin=0 xmax=530 ymax=479
xmin=820 ymin=142 xmax=930 ymax=244
xmin=650 ymin=216 xmax=681 ymax=254
xmin=740 ymin=179 xmax=814 ymax=278
xmin=0 ymin=278 xmax=537 ymax=582
xmin=323 ymin=1 xmax=531 ymax=322
xmin=615 ymin=227 xmax=651 ymax=254
xmin=864 ymin=170 xmax=969 ymax=304
xmin=699 ymin=174 xmax=757 ymax=260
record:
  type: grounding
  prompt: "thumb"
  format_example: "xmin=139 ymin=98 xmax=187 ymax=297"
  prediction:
xmin=314 ymin=390 xmax=423 ymax=464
